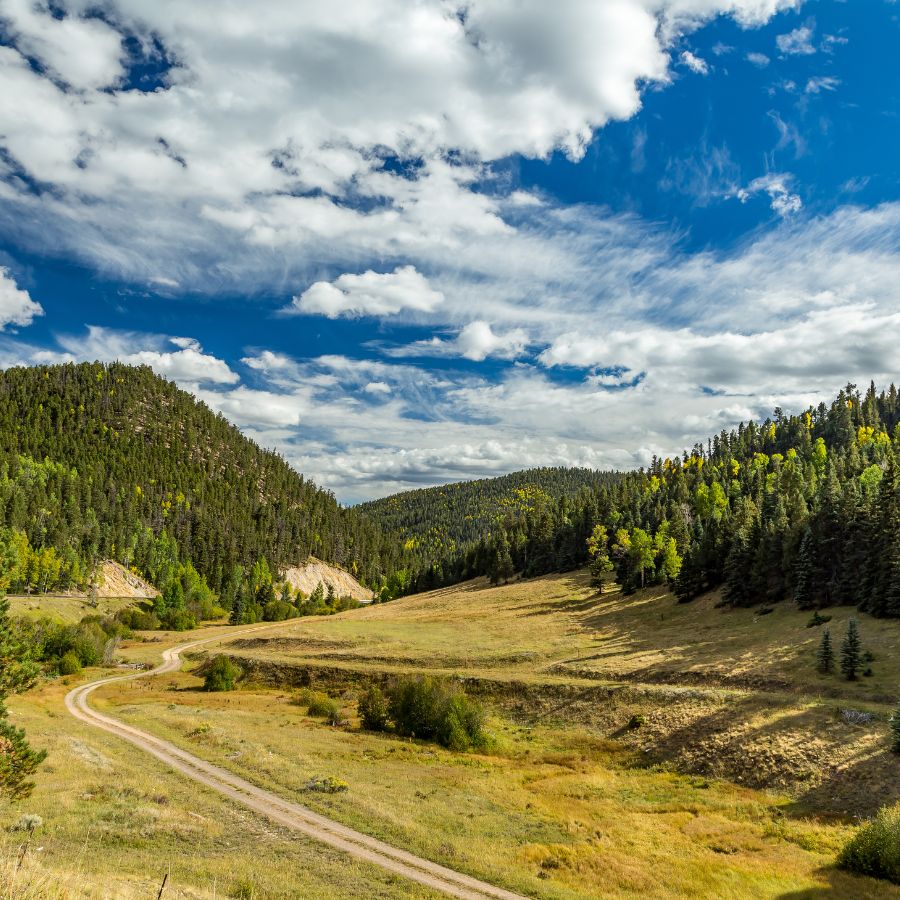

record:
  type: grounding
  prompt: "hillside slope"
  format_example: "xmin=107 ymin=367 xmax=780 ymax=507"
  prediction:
xmin=361 ymin=466 xmax=619 ymax=589
xmin=0 ymin=363 xmax=404 ymax=600
xmin=282 ymin=558 xmax=374 ymax=602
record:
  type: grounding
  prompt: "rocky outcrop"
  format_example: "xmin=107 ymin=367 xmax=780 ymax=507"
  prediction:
xmin=281 ymin=558 xmax=374 ymax=602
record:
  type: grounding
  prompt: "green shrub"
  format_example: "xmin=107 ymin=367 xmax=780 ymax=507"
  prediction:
xmin=628 ymin=713 xmax=646 ymax=730
xmin=203 ymin=655 xmax=240 ymax=692
xmin=357 ymin=685 xmax=389 ymax=732
xmin=303 ymin=775 xmax=348 ymax=793
xmin=839 ymin=804 xmax=900 ymax=883
xmin=58 ymin=651 xmax=82 ymax=676
xmin=160 ymin=608 xmax=197 ymax=631
xmin=262 ymin=599 xmax=296 ymax=622
xmin=306 ymin=692 xmax=342 ymax=724
xmin=116 ymin=608 xmax=159 ymax=630
xmin=387 ymin=676 xmax=486 ymax=750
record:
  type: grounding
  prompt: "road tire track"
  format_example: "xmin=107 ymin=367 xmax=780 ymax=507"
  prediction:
xmin=64 ymin=626 xmax=529 ymax=900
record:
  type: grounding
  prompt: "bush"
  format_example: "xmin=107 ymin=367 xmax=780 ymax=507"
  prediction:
xmin=203 ymin=655 xmax=241 ymax=692
xmin=839 ymin=804 xmax=900 ymax=884
xmin=160 ymin=608 xmax=197 ymax=631
xmin=306 ymin=692 xmax=342 ymax=725
xmin=303 ymin=775 xmax=348 ymax=793
xmin=116 ymin=607 xmax=159 ymax=630
xmin=807 ymin=611 xmax=832 ymax=628
xmin=58 ymin=651 xmax=82 ymax=676
xmin=387 ymin=676 xmax=486 ymax=750
xmin=357 ymin=685 xmax=389 ymax=732
xmin=262 ymin=599 xmax=296 ymax=622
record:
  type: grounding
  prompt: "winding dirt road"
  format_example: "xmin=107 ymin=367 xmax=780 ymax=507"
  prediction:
xmin=64 ymin=626 xmax=528 ymax=900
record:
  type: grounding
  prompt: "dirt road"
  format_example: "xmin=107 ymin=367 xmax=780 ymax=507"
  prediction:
xmin=64 ymin=626 xmax=528 ymax=900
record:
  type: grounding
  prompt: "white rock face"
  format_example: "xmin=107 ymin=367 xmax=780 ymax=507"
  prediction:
xmin=280 ymin=558 xmax=374 ymax=603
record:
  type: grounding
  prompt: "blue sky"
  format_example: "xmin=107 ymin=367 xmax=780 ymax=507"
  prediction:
xmin=0 ymin=0 xmax=899 ymax=502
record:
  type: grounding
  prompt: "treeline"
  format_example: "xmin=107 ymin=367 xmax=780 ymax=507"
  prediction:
xmin=362 ymin=467 xmax=619 ymax=591
xmin=408 ymin=382 xmax=900 ymax=618
xmin=0 ymin=362 xmax=409 ymax=605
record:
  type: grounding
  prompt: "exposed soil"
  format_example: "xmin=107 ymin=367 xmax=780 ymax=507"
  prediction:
xmin=281 ymin=557 xmax=374 ymax=602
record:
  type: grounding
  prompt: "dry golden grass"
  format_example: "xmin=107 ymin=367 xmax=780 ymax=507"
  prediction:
xmin=1 ymin=674 xmax=440 ymax=898
xmin=9 ymin=571 xmax=900 ymax=897
xmin=7 ymin=595 xmax=137 ymax=625
xmin=99 ymin=666 xmax=895 ymax=899
xmin=217 ymin=571 xmax=900 ymax=704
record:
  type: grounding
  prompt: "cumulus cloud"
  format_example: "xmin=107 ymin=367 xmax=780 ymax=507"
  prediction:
xmin=289 ymin=266 xmax=443 ymax=319
xmin=680 ymin=50 xmax=709 ymax=75
xmin=0 ymin=267 xmax=43 ymax=330
xmin=393 ymin=321 xmax=529 ymax=362
xmin=746 ymin=51 xmax=770 ymax=67
xmin=0 ymin=0 xmax=124 ymax=90
xmin=0 ymin=0 xmax=799 ymax=293
xmin=734 ymin=172 xmax=802 ymax=217
xmin=776 ymin=25 xmax=816 ymax=56
xmin=52 ymin=326 xmax=239 ymax=386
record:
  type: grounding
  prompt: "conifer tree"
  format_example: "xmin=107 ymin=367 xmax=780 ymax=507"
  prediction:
xmin=228 ymin=590 xmax=245 ymax=626
xmin=816 ymin=628 xmax=834 ymax=674
xmin=891 ymin=703 xmax=900 ymax=753
xmin=794 ymin=528 xmax=814 ymax=609
xmin=0 ymin=597 xmax=46 ymax=800
xmin=840 ymin=618 xmax=861 ymax=681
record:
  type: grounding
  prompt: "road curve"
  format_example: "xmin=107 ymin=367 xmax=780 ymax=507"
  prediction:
xmin=64 ymin=625 xmax=528 ymax=900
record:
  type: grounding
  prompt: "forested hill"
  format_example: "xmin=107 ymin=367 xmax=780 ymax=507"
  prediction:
xmin=412 ymin=381 xmax=900 ymax=619
xmin=0 ymin=362 xmax=403 ymax=600
xmin=361 ymin=467 xmax=619 ymax=589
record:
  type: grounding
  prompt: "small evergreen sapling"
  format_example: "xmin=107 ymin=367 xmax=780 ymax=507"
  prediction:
xmin=840 ymin=618 xmax=862 ymax=681
xmin=816 ymin=629 xmax=834 ymax=674
xmin=891 ymin=703 xmax=900 ymax=754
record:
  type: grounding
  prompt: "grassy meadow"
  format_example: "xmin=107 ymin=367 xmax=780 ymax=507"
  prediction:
xmin=5 ymin=571 xmax=900 ymax=897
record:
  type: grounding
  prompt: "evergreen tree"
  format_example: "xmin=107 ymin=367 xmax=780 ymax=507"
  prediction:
xmin=816 ymin=628 xmax=834 ymax=674
xmin=228 ymin=589 xmax=246 ymax=626
xmin=794 ymin=528 xmax=814 ymax=609
xmin=891 ymin=702 xmax=900 ymax=753
xmin=0 ymin=597 xmax=46 ymax=800
xmin=840 ymin=618 xmax=862 ymax=681
xmin=488 ymin=533 xmax=515 ymax=585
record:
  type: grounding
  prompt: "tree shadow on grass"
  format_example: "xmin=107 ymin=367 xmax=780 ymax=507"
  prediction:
xmin=776 ymin=865 xmax=900 ymax=898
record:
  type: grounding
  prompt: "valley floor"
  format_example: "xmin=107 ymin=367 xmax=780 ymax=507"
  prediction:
xmin=5 ymin=572 xmax=900 ymax=898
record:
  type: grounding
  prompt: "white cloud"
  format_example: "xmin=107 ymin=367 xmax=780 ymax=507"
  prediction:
xmin=734 ymin=172 xmax=802 ymax=217
xmin=746 ymin=51 xmax=770 ymax=67
xmin=0 ymin=0 xmax=124 ymax=90
xmin=363 ymin=381 xmax=392 ymax=395
xmin=680 ymin=50 xmax=709 ymax=75
xmin=390 ymin=321 xmax=529 ymax=362
xmin=776 ymin=25 xmax=816 ymax=56
xmin=0 ymin=267 xmax=43 ymax=330
xmin=805 ymin=76 xmax=840 ymax=94
xmin=53 ymin=326 xmax=239 ymax=386
xmin=0 ymin=0 xmax=799 ymax=295
xmin=289 ymin=266 xmax=443 ymax=319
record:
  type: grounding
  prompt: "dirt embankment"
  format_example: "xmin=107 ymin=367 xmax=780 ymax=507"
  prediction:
xmin=281 ymin=558 xmax=373 ymax=602
xmin=93 ymin=560 xmax=159 ymax=598
xmin=224 ymin=653 xmax=897 ymax=818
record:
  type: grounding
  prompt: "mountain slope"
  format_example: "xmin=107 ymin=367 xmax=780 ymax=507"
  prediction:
xmin=367 ymin=382 xmax=900 ymax=618
xmin=361 ymin=466 xmax=618 ymax=583
xmin=0 ymin=362 xmax=403 ymax=599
